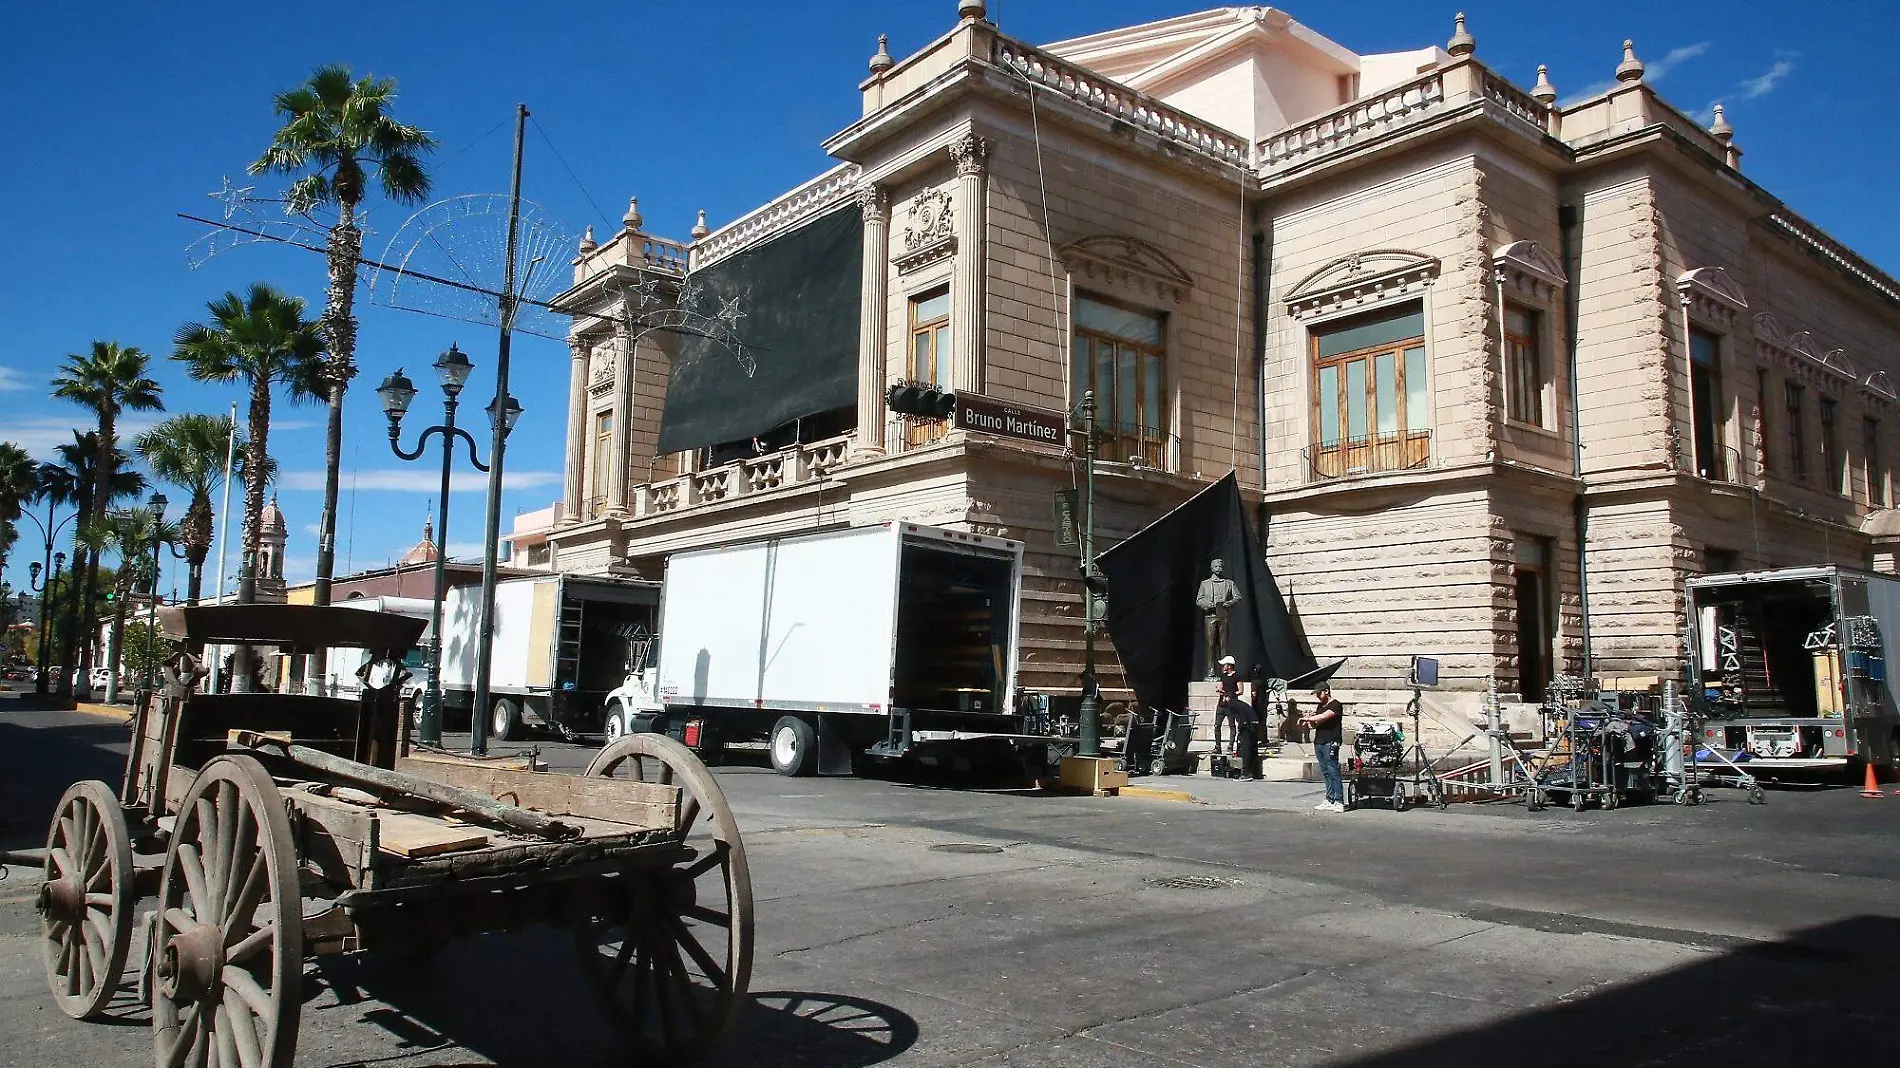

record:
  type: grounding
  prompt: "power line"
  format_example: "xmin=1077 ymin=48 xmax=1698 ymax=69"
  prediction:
xmin=529 ymin=115 xmax=613 ymax=229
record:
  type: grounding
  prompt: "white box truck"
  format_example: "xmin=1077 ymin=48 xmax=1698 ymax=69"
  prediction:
xmin=438 ymin=573 xmax=660 ymax=741
xmin=1685 ymin=565 xmax=1900 ymax=775
xmin=629 ymin=522 xmax=1044 ymax=776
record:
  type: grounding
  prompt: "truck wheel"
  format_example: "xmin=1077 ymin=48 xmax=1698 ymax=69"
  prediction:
xmin=491 ymin=697 xmax=524 ymax=742
xmin=768 ymin=716 xmax=817 ymax=777
xmin=603 ymin=702 xmax=626 ymax=745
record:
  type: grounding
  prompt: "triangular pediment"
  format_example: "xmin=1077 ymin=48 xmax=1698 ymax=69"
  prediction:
xmin=1865 ymin=370 xmax=1898 ymax=402
xmin=1676 ymin=266 xmax=1748 ymax=311
xmin=1754 ymin=311 xmax=1794 ymax=350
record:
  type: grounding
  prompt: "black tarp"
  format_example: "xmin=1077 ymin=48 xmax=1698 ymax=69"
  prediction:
xmin=656 ymin=206 xmax=863 ymax=455
xmin=1097 ymin=471 xmax=1319 ymax=713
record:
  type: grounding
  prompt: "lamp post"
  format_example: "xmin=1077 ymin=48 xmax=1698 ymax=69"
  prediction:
xmin=147 ymin=493 xmax=167 ymax=695
xmin=19 ymin=490 xmax=78 ymax=696
xmin=377 ymin=344 xmax=519 ymax=749
xmin=30 ymin=553 xmax=63 ymax=695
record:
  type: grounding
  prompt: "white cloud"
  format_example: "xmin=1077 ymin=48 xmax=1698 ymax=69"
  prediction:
xmin=1737 ymin=59 xmax=1796 ymax=100
xmin=0 ymin=367 xmax=28 ymax=391
xmin=281 ymin=468 xmax=561 ymax=493
xmin=1646 ymin=42 xmax=1711 ymax=82
xmin=269 ymin=420 xmax=322 ymax=433
xmin=1 ymin=415 xmax=164 ymax=461
xmin=442 ymin=541 xmax=488 ymax=560
xmin=302 ymin=523 xmax=323 ymax=536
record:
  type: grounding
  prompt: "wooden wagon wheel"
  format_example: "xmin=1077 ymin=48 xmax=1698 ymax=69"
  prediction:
xmin=39 ymin=780 xmax=136 ymax=1019
xmin=152 ymin=755 xmax=302 ymax=1068
xmin=579 ymin=734 xmax=754 ymax=1065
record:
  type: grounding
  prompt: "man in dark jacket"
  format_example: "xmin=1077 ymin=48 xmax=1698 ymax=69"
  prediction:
xmin=1301 ymin=682 xmax=1346 ymax=810
xmin=1216 ymin=656 xmax=1262 ymax=779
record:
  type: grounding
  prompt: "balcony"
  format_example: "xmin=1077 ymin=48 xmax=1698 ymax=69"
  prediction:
xmin=1305 ymin=430 xmax=1432 ymax=481
xmin=630 ymin=434 xmax=854 ymax=519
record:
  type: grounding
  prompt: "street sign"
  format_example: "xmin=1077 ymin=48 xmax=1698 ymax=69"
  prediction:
xmin=954 ymin=393 xmax=1067 ymax=448
xmin=1052 ymin=488 xmax=1078 ymax=548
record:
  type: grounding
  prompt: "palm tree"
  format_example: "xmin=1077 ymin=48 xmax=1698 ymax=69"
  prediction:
xmin=172 ymin=285 xmax=323 ymax=616
xmin=50 ymin=434 xmax=146 ymax=696
xmin=249 ymin=64 xmax=435 ymax=615
xmin=0 ymin=441 xmax=35 ymax=573
xmin=133 ymin=413 xmax=260 ymax=606
xmin=51 ymin=343 xmax=164 ymax=697
xmin=101 ymin=506 xmax=179 ymax=703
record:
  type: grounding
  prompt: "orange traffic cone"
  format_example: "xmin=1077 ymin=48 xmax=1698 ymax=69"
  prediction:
xmin=1861 ymin=762 xmax=1884 ymax=799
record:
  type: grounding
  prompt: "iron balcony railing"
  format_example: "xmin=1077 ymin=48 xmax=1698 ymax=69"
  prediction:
xmin=1305 ymin=429 xmax=1433 ymax=481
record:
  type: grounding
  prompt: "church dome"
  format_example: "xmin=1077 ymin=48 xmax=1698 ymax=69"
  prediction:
xmin=260 ymin=494 xmax=287 ymax=536
xmin=399 ymin=515 xmax=439 ymax=567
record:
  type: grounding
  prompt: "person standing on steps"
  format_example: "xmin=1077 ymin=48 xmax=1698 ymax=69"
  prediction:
xmin=1215 ymin=656 xmax=1261 ymax=779
xmin=1302 ymin=682 xmax=1346 ymax=811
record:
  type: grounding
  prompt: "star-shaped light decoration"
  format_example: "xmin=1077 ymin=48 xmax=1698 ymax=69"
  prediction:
xmin=677 ymin=281 xmax=704 ymax=312
xmin=630 ymin=274 xmax=664 ymax=309
xmin=716 ymin=293 xmax=746 ymax=329
xmin=209 ymin=176 xmax=257 ymax=221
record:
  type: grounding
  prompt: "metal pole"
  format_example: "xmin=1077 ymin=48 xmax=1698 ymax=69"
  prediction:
xmin=33 ymin=502 xmax=56 ymax=695
xmin=470 ymin=103 xmax=528 ymax=757
xmin=419 ymin=398 xmax=457 ymax=747
xmin=147 ymin=533 xmax=161 ymax=693
xmin=1079 ymin=389 xmax=1100 ymax=758
xmin=206 ymin=401 xmax=238 ymax=691
xmin=1486 ymin=676 xmax=1503 ymax=786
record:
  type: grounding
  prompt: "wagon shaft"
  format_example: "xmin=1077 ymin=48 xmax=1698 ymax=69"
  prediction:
xmin=231 ymin=731 xmax=579 ymax=840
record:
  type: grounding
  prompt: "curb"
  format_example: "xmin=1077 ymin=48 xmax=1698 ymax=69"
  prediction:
xmin=1118 ymin=785 xmax=1202 ymax=804
xmin=72 ymin=702 xmax=132 ymax=721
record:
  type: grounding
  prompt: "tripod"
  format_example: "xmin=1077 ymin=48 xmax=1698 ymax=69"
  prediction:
xmin=1399 ymin=685 xmax=1447 ymax=809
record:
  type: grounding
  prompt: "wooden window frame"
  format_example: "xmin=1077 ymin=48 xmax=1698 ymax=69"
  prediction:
xmin=1867 ymin=416 xmax=1886 ymax=507
xmin=1309 ymin=331 xmax=1430 ymax=478
xmin=1688 ymin=327 xmax=1727 ymax=481
xmin=1756 ymin=367 xmax=1773 ymax=477
xmin=1503 ymin=303 xmax=1546 ymax=427
xmin=908 ymin=286 xmax=951 ymax=387
xmin=590 ymin=410 xmax=613 ymax=516
xmin=1820 ymin=396 xmax=1843 ymax=495
xmin=1785 ymin=382 xmax=1807 ymax=480
xmin=1071 ymin=292 xmax=1169 ymax=467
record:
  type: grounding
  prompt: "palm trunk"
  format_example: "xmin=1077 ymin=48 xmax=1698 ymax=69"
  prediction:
xmin=76 ymin=410 xmax=116 ymax=699
xmin=184 ymin=494 xmax=212 ymax=607
xmin=311 ymin=201 xmax=361 ymax=694
xmin=234 ymin=377 xmax=271 ymax=691
xmin=55 ymin=546 xmax=84 ymax=697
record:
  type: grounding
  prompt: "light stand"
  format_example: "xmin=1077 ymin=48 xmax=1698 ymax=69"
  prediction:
xmin=1076 ymin=389 xmax=1102 ymax=758
xmin=1399 ymin=656 xmax=1446 ymax=809
xmin=377 ymin=343 xmax=504 ymax=749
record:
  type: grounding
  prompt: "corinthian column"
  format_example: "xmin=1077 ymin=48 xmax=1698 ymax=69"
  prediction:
xmin=948 ymin=133 xmax=988 ymax=395
xmin=854 ymin=184 xmax=890 ymax=457
xmin=562 ymin=336 xmax=588 ymax=522
xmin=606 ymin=317 xmax=636 ymax=517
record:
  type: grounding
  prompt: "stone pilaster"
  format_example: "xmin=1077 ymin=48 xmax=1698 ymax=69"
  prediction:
xmin=607 ymin=318 xmax=635 ymax=516
xmin=854 ymin=184 xmax=890 ymax=456
xmin=948 ymin=133 xmax=988 ymax=395
xmin=562 ymin=336 xmax=588 ymax=522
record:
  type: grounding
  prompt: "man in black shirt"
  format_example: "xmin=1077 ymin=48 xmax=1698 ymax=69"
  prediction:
xmin=1301 ymin=682 xmax=1346 ymax=810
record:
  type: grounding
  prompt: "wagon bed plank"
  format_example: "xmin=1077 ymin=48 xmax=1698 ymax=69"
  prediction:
xmin=393 ymin=757 xmax=679 ymax=831
xmin=375 ymin=812 xmax=491 ymax=857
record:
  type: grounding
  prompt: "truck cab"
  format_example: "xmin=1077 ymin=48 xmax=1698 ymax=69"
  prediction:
xmin=601 ymin=639 xmax=665 ymax=743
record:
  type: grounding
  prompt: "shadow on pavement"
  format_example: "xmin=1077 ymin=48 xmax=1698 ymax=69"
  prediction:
xmin=0 ymin=717 xmax=131 ymax=850
xmin=307 ymin=930 xmax=918 ymax=1068
xmin=1335 ymin=914 xmax=1900 ymax=1068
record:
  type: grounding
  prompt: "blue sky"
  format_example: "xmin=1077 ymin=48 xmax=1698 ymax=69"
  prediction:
xmin=3 ymin=0 xmax=1895 ymax=595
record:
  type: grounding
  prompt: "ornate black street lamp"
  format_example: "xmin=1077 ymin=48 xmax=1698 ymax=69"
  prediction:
xmin=377 ymin=343 xmax=519 ymax=749
xmin=146 ymin=493 xmax=168 ymax=696
xmin=21 ymin=487 xmax=78 ymax=695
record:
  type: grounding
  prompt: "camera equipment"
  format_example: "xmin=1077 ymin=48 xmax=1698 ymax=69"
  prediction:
xmin=1409 ymin=656 xmax=1439 ymax=687
xmin=1346 ymin=719 xmax=1409 ymax=810
xmin=1398 ymin=659 xmax=1446 ymax=809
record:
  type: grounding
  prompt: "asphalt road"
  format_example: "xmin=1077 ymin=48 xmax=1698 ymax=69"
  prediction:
xmin=3 ymin=700 xmax=1898 ymax=1067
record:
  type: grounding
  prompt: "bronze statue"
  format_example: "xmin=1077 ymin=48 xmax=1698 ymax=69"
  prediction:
xmin=1195 ymin=557 xmax=1242 ymax=678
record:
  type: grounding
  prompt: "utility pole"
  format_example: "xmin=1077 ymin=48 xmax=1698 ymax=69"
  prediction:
xmin=1079 ymin=389 xmax=1101 ymax=758
xmin=469 ymin=103 xmax=528 ymax=757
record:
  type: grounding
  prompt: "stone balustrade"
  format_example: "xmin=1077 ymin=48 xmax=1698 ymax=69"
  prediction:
xmin=693 ymin=164 xmax=863 ymax=269
xmin=991 ymin=37 xmax=1251 ymax=169
xmin=1258 ymin=69 xmax=1448 ymax=172
xmin=631 ymin=433 xmax=856 ymax=518
xmin=638 ymin=235 xmax=690 ymax=274
xmin=1480 ymin=68 xmax=1554 ymax=137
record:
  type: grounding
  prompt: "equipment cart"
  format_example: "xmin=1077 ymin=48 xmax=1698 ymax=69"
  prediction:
xmin=36 ymin=604 xmax=753 ymax=1067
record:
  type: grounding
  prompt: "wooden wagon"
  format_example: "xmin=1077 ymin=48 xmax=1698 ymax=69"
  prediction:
xmin=36 ymin=603 xmax=753 ymax=1067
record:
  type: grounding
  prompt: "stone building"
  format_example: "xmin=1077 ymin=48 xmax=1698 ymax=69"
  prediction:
xmin=526 ymin=3 xmax=1900 ymax=729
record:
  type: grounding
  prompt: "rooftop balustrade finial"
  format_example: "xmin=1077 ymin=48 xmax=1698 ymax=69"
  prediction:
xmin=623 ymin=196 xmax=643 ymax=232
xmin=578 ymin=225 xmax=597 ymax=253
xmin=690 ymin=210 xmax=711 ymax=241
xmin=957 ymin=0 xmax=986 ymax=23
xmin=1616 ymin=39 xmax=1645 ymax=83
xmin=870 ymin=33 xmax=893 ymax=76
xmin=1710 ymin=103 xmax=1734 ymax=141
xmin=1446 ymin=12 xmax=1475 ymax=57
xmin=1531 ymin=64 xmax=1557 ymax=104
